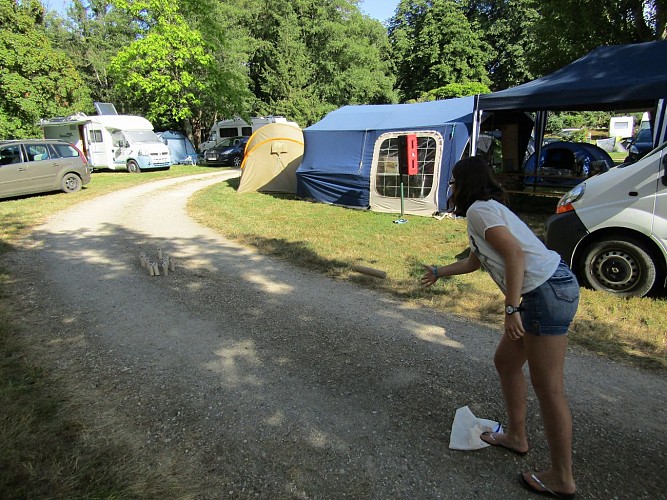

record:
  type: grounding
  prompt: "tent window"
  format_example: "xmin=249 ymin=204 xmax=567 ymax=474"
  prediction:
xmin=375 ymin=135 xmax=437 ymax=198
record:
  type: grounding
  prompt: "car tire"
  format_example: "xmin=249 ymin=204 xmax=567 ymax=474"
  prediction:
xmin=61 ymin=173 xmax=82 ymax=193
xmin=127 ymin=160 xmax=141 ymax=173
xmin=580 ymin=238 xmax=658 ymax=297
xmin=233 ymin=156 xmax=242 ymax=167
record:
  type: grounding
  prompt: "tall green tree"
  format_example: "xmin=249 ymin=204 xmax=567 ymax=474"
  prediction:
xmin=178 ymin=0 xmax=257 ymax=141
xmin=108 ymin=0 xmax=252 ymax=146
xmin=244 ymin=0 xmax=397 ymax=126
xmin=462 ymin=0 xmax=539 ymax=90
xmin=531 ymin=0 xmax=666 ymax=75
xmin=415 ymin=81 xmax=490 ymax=102
xmin=0 ymin=0 xmax=92 ymax=138
xmin=45 ymin=0 xmax=137 ymax=107
xmin=389 ymin=0 xmax=490 ymax=102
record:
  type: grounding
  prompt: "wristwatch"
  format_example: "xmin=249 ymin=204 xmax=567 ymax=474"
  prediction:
xmin=505 ymin=305 xmax=524 ymax=315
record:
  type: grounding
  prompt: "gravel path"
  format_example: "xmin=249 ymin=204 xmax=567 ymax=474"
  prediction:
xmin=4 ymin=171 xmax=666 ymax=499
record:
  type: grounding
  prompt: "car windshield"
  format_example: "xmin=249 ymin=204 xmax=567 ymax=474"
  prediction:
xmin=124 ymin=130 xmax=161 ymax=144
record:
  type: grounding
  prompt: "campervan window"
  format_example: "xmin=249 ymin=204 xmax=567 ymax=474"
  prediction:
xmin=375 ymin=135 xmax=437 ymax=199
xmin=219 ymin=128 xmax=240 ymax=139
xmin=90 ymin=130 xmax=103 ymax=143
xmin=124 ymin=130 xmax=161 ymax=144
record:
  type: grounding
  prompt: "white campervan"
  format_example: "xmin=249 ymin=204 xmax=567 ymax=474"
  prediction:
xmin=545 ymin=141 xmax=667 ymax=297
xmin=199 ymin=116 xmax=299 ymax=152
xmin=41 ymin=114 xmax=171 ymax=173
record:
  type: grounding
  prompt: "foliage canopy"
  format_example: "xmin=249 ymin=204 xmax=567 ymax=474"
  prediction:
xmin=1 ymin=0 xmax=665 ymax=141
xmin=0 ymin=0 xmax=92 ymax=138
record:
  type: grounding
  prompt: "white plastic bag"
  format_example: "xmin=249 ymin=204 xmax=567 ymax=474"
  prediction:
xmin=448 ymin=405 xmax=503 ymax=450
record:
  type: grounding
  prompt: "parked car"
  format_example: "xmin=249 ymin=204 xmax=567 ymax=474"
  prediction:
xmin=624 ymin=127 xmax=654 ymax=163
xmin=203 ymin=136 xmax=249 ymax=167
xmin=0 ymin=139 xmax=91 ymax=199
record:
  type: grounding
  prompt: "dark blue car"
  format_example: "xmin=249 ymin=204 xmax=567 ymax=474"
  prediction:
xmin=625 ymin=128 xmax=654 ymax=163
xmin=203 ymin=136 xmax=249 ymax=167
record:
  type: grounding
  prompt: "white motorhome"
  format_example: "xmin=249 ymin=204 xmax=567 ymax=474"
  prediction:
xmin=200 ymin=116 xmax=299 ymax=152
xmin=40 ymin=114 xmax=171 ymax=172
xmin=609 ymin=116 xmax=634 ymax=138
xmin=545 ymin=140 xmax=667 ymax=297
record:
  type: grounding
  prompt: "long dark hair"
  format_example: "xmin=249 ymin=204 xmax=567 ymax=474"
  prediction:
xmin=448 ymin=156 xmax=508 ymax=217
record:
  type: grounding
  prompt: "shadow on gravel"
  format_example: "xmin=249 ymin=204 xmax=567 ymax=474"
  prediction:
xmin=10 ymin=220 xmax=667 ymax=499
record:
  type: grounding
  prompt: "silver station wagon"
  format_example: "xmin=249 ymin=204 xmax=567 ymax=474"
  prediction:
xmin=0 ymin=139 xmax=92 ymax=199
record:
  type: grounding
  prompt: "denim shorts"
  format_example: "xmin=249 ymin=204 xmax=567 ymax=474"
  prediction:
xmin=520 ymin=262 xmax=580 ymax=336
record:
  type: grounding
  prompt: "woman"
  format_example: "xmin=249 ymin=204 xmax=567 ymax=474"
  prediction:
xmin=421 ymin=156 xmax=579 ymax=499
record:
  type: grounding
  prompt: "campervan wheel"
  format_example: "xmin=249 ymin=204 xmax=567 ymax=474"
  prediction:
xmin=127 ymin=160 xmax=141 ymax=173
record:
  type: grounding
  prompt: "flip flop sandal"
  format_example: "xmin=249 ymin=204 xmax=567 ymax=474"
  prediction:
xmin=480 ymin=431 xmax=528 ymax=456
xmin=519 ymin=473 xmax=576 ymax=499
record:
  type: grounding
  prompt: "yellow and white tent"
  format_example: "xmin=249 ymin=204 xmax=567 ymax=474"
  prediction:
xmin=237 ymin=122 xmax=304 ymax=194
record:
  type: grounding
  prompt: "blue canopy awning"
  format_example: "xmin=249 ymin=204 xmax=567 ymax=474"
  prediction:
xmin=478 ymin=40 xmax=667 ymax=112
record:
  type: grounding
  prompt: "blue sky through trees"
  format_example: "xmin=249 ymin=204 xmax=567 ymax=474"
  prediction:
xmin=360 ymin=0 xmax=400 ymax=22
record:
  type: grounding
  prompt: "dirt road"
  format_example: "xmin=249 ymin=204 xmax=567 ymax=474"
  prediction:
xmin=5 ymin=172 xmax=665 ymax=498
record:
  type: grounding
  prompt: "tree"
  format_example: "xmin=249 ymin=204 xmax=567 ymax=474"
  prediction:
xmin=530 ymin=0 xmax=666 ymax=76
xmin=244 ymin=0 xmax=397 ymax=126
xmin=178 ymin=0 xmax=257 ymax=142
xmin=462 ymin=0 xmax=539 ymax=90
xmin=108 ymin=0 xmax=252 ymax=146
xmin=0 ymin=0 xmax=92 ymax=138
xmin=389 ymin=0 xmax=490 ymax=102
xmin=414 ymin=81 xmax=490 ymax=102
xmin=44 ymin=0 xmax=138 ymax=107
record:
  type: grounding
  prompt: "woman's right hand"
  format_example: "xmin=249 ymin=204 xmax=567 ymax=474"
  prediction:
xmin=420 ymin=265 xmax=439 ymax=287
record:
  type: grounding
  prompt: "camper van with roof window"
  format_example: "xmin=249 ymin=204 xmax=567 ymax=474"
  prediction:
xmin=40 ymin=113 xmax=171 ymax=173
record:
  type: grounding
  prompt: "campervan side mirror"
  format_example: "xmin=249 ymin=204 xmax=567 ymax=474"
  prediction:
xmin=662 ymin=155 xmax=667 ymax=187
xmin=398 ymin=134 xmax=418 ymax=176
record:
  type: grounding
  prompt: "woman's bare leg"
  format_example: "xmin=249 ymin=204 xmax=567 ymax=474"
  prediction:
xmin=482 ymin=334 xmax=529 ymax=453
xmin=522 ymin=334 xmax=576 ymax=494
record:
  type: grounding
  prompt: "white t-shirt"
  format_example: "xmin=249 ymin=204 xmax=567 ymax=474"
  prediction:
xmin=466 ymin=199 xmax=561 ymax=294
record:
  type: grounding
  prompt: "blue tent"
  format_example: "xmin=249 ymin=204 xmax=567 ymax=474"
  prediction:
xmin=296 ymin=97 xmax=476 ymax=216
xmin=156 ymin=130 xmax=198 ymax=164
xmin=523 ymin=141 xmax=613 ymax=188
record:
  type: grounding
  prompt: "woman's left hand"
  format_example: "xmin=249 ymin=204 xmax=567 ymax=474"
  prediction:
xmin=504 ymin=313 xmax=525 ymax=340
